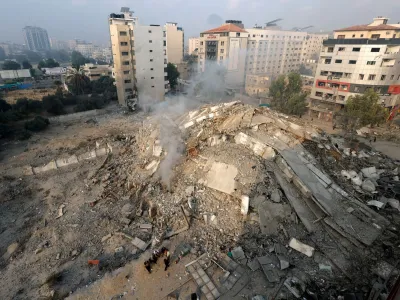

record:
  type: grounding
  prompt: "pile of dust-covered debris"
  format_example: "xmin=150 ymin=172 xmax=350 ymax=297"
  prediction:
xmin=86 ymin=101 xmax=400 ymax=299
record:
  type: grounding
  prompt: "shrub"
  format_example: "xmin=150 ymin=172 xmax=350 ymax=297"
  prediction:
xmin=42 ymin=95 xmax=64 ymax=115
xmin=24 ymin=116 xmax=50 ymax=132
xmin=0 ymin=124 xmax=13 ymax=138
xmin=16 ymin=130 xmax=32 ymax=140
xmin=74 ymin=95 xmax=104 ymax=112
xmin=0 ymin=99 xmax=12 ymax=112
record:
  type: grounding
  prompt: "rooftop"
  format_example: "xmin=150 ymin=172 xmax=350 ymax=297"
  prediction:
xmin=202 ymin=23 xmax=247 ymax=34
xmin=335 ymin=24 xmax=400 ymax=32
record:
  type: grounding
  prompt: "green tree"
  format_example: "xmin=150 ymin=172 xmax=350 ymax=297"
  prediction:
xmin=42 ymin=94 xmax=64 ymax=115
xmin=0 ymin=99 xmax=12 ymax=112
xmin=45 ymin=50 xmax=70 ymax=63
xmin=22 ymin=50 xmax=42 ymax=62
xmin=2 ymin=60 xmax=21 ymax=70
xmin=22 ymin=60 xmax=32 ymax=69
xmin=269 ymin=72 xmax=307 ymax=116
xmin=71 ymin=51 xmax=87 ymax=70
xmin=66 ymin=67 xmax=91 ymax=95
xmin=25 ymin=116 xmax=49 ymax=132
xmin=166 ymin=63 xmax=180 ymax=90
xmin=336 ymin=89 xmax=389 ymax=133
xmin=38 ymin=58 xmax=60 ymax=69
xmin=0 ymin=47 xmax=6 ymax=61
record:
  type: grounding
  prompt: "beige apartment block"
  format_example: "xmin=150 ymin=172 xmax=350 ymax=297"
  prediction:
xmin=165 ymin=22 xmax=184 ymax=64
xmin=82 ymin=64 xmax=112 ymax=81
xmin=245 ymin=73 xmax=270 ymax=98
xmin=309 ymin=17 xmax=400 ymax=121
xmin=188 ymin=37 xmax=200 ymax=55
xmin=198 ymin=21 xmax=248 ymax=89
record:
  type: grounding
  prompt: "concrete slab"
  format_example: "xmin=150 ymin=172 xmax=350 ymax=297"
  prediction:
xmin=205 ymin=162 xmax=238 ymax=195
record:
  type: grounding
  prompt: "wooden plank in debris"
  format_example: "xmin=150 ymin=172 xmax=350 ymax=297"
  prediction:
xmin=323 ymin=217 xmax=365 ymax=249
xmin=274 ymin=169 xmax=316 ymax=233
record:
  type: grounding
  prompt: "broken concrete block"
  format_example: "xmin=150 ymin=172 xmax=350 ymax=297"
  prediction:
xmin=289 ymin=238 xmax=315 ymax=257
xmin=145 ymin=160 xmax=160 ymax=175
xmin=185 ymin=186 xmax=195 ymax=196
xmin=319 ymin=263 xmax=332 ymax=273
xmin=387 ymin=198 xmax=400 ymax=210
xmin=153 ymin=140 xmax=162 ymax=157
xmin=139 ymin=224 xmax=152 ymax=230
xmin=3 ymin=242 xmax=19 ymax=260
xmin=205 ymin=162 xmax=238 ymax=195
xmin=231 ymin=246 xmax=245 ymax=261
xmin=373 ymin=261 xmax=399 ymax=280
xmin=120 ymin=217 xmax=131 ymax=225
xmin=362 ymin=179 xmax=376 ymax=192
xmin=23 ymin=165 xmax=34 ymax=176
xmin=284 ymin=277 xmax=306 ymax=298
xmin=367 ymin=200 xmax=385 ymax=209
xmin=121 ymin=204 xmax=134 ymax=217
xmin=115 ymin=246 xmax=124 ymax=253
xmin=241 ymin=195 xmax=249 ymax=215
xmin=131 ymin=237 xmax=148 ymax=251
xmin=247 ymin=258 xmax=261 ymax=271
xmin=252 ymin=296 xmax=267 ymax=300
xmin=101 ymin=233 xmax=112 ymax=243
xmin=250 ymin=195 xmax=266 ymax=209
xmin=278 ymin=255 xmax=289 ymax=270
xmin=270 ymin=188 xmax=282 ymax=203
xmin=361 ymin=166 xmax=378 ymax=179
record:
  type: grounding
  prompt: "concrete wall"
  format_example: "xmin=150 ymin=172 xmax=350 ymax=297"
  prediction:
xmin=165 ymin=23 xmax=184 ymax=64
xmin=49 ymin=109 xmax=106 ymax=124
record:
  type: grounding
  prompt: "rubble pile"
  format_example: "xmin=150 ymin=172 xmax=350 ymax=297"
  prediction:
xmin=90 ymin=101 xmax=400 ymax=296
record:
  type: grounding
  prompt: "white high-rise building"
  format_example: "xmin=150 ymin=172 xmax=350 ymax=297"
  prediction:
xmin=309 ymin=17 xmax=400 ymax=121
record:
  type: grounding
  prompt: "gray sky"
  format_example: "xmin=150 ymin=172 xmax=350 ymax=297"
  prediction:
xmin=1 ymin=0 xmax=400 ymax=46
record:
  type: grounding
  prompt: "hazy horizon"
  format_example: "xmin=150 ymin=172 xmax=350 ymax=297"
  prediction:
xmin=1 ymin=0 xmax=399 ymax=46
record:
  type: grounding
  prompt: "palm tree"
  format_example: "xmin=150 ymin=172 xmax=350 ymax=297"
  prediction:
xmin=65 ymin=66 xmax=90 ymax=95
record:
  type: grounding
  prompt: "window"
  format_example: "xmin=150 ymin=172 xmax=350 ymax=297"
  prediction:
xmin=349 ymin=60 xmax=357 ymax=64
xmin=371 ymin=48 xmax=380 ymax=52
xmin=120 ymin=42 xmax=128 ymax=46
xmin=252 ymin=34 xmax=255 ymax=37
xmin=125 ymin=88 xmax=133 ymax=92
xmin=200 ymin=41 xmax=203 ymax=45
xmin=151 ymin=86 xmax=155 ymax=88
xmin=354 ymin=86 xmax=361 ymax=92
xmin=381 ymin=75 xmax=386 ymax=80
xmin=315 ymin=91 xmax=323 ymax=97
xmin=361 ymin=34 xmax=364 ymax=37
xmin=163 ymin=41 xmax=166 ymax=46
xmin=366 ymin=61 xmax=376 ymax=65
xmin=148 ymin=30 xmax=152 ymax=33
xmin=220 ymin=49 xmax=224 ymax=53
xmin=123 ymin=70 xmax=130 ymax=74
xmin=150 ymin=59 xmax=153 ymax=62
xmin=221 ymin=41 xmax=224 ymax=46
xmin=220 ymin=56 xmax=223 ymax=60
xmin=341 ymin=84 xmax=348 ymax=91
xmin=121 ymin=52 xmax=129 ymax=56
xmin=352 ymin=47 xmax=361 ymax=52
xmin=337 ymin=35 xmax=345 ymax=39
xmin=149 ymin=40 xmax=152 ymax=43
xmin=325 ymin=59 xmax=331 ymax=64
xmin=338 ymin=47 xmax=345 ymax=51
xmin=149 ymin=50 xmax=153 ymax=52
xmin=123 ymin=61 xmax=130 ymax=65
xmin=335 ymin=59 xmax=342 ymax=64
xmin=236 ymin=32 xmax=240 ymax=37
xmin=120 ymin=31 xmax=127 ymax=36
xmin=150 ymin=68 xmax=154 ymax=71
xmin=124 ymin=79 xmax=131 ymax=83
xmin=151 ymin=77 xmax=154 ymax=79
xmin=368 ymin=74 xmax=376 ymax=80
xmin=391 ymin=75 xmax=395 ymax=80
xmin=371 ymin=34 xmax=380 ymax=39
xmin=327 ymin=47 xmax=334 ymax=53
xmin=359 ymin=74 xmax=364 ymax=80
xmin=352 ymin=34 xmax=355 ymax=38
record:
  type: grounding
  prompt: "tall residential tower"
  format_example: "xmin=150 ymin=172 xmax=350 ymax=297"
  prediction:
xmin=23 ymin=26 xmax=51 ymax=51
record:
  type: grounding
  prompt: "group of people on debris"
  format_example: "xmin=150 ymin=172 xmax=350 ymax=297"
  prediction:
xmin=144 ymin=247 xmax=170 ymax=273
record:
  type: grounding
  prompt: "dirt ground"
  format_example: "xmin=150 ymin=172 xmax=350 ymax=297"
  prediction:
xmin=1 ymin=103 xmax=399 ymax=300
xmin=2 ymin=87 xmax=57 ymax=104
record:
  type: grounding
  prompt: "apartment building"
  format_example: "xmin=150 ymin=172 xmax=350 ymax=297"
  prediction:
xmin=82 ymin=63 xmax=112 ymax=81
xmin=188 ymin=37 xmax=200 ymax=55
xmin=245 ymin=27 xmax=328 ymax=78
xmin=109 ymin=9 xmax=138 ymax=107
xmin=23 ymin=26 xmax=51 ymax=51
xmin=198 ymin=21 xmax=248 ymax=88
xmin=165 ymin=22 xmax=184 ymax=64
xmin=75 ymin=42 xmax=99 ymax=58
xmin=134 ymin=25 xmax=168 ymax=103
xmin=109 ymin=7 xmax=167 ymax=108
xmin=245 ymin=73 xmax=270 ymax=98
xmin=309 ymin=17 xmax=400 ymax=121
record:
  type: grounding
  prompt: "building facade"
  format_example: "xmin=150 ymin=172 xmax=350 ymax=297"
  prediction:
xmin=188 ymin=37 xmax=200 ymax=55
xmin=245 ymin=73 xmax=270 ymax=98
xmin=198 ymin=21 xmax=248 ymax=89
xmin=82 ymin=64 xmax=112 ymax=81
xmin=23 ymin=26 xmax=51 ymax=51
xmin=165 ymin=22 xmax=184 ymax=64
xmin=109 ymin=8 xmax=167 ymax=108
xmin=309 ymin=17 xmax=400 ymax=121
xmin=75 ymin=43 xmax=99 ymax=58
xmin=134 ymin=25 xmax=168 ymax=104
xmin=245 ymin=27 xmax=328 ymax=78
xmin=109 ymin=9 xmax=138 ymax=108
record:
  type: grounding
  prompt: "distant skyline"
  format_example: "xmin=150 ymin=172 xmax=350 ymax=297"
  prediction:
xmin=0 ymin=0 xmax=399 ymax=46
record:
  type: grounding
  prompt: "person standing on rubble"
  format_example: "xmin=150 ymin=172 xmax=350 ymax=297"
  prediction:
xmin=144 ymin=260 xmax=152 ymax=274
xmin=163 ymin=248 xmax=171 ymax=271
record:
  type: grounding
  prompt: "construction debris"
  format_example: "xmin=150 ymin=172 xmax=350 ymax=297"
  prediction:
xmin=289 ymin=238 xmax=315 ymax=257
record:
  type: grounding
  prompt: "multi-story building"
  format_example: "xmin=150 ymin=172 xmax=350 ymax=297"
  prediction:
xmin=165 ymin=22 xmax=184 ymax=64
xmin=23 ymin=26 xmax=51 ymax=51
xmin=188 ymin=37 xmax=200 ymax=55
xmin=50 ymin=38 xmax=69 ymax=51
xmin=82 ymin=63 xmax=112 ymax=81
xmin=309 ymin=17 xmax=400 ymax=121
xmin=245 ymin=27 xmax=328 ymax=78
xmin=245 ymin=73 xmax=270 ymax=98
xmin=198 ymin=21 xmax=249 ymax=89
xmin=75 ymin=42 xmax=99 ymax=58
xmin=109 ymin=7 xmax=167 ymax=108
xmin=134 ymin=24 xmax=168 ymax=104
